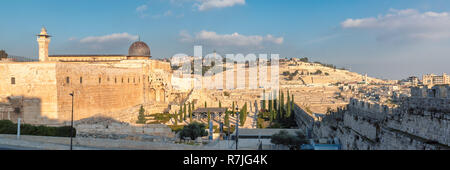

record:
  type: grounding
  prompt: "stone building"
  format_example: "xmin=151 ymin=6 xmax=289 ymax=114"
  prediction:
xmin=0 ymin=27 xmax=173 ymax=125
xmin=422 ymin=73 xmax=449 ymax=87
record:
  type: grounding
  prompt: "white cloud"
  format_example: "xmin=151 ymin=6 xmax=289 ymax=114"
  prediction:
xmin=180 ymin=30 xmax=283 ymax=47
xmin=69 ymin=33 xmax=138 ymax=51
xmin=341 ymin=9 xmax=450 ymax=41
xmin=80 ymin=33 xmax=138 ymax=43
xmin=136 ymin=4 xmax=149 ymax=18
xmin=196 ymin=0 xmax=245 ymax=11
xmin=136 ymin=5 xmax=148 ymax=13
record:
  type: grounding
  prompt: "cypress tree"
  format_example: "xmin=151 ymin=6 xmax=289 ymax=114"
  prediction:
xmin=225 ymin=110 xmax=230 ymax=128
xmin=286 ymin=91 xmax=291 ymax=118
xmin=268 ymin=94 xmax=273 ymax=112
xmin=240 ymin=103 xmax=247 ymax=126
xmin=273 ymin=91 xmax=278 ymax=113
xmin=280 ymin=90 xmax=285 ymax=119
xmin=232 ymin=102 xmax=235 ymax=117
xmin=183 ymin=103 xmax=187 ymax=121
xmin=179 ymin=105 xmax=183 ymax=121
xmin=136 ymin=105 xmax=146 ymax=124
xmin=219 ymin=101 xmax=222 ymax=108
xmin=205 ymin=101 xmax=207 ymax=108
xmin=207 ymin=110 xmax=211 ymax=124
xmin=188 ymin=102 xmax=192 ymax=122
xmin=174 ymin=111 xmax=178 ymax=125
xmin=262 ymin=89 xmax=266 ymax=111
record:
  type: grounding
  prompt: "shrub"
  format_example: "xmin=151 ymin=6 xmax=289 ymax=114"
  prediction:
xmin=179 ymin=122 xmax=208 ymax=140
xmin=0 ymin=120 xmax=76 ymax=137
xmin=271 ymin=130 xmax=309 ymax=150
xmin=168 ymin=125 xmax=185 ymax=133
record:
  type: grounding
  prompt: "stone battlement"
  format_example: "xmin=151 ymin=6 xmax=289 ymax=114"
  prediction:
xmin=348 ymin=98 xmax=395 ymax=121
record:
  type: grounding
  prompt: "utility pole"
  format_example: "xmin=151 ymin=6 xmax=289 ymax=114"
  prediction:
xmin=17 ymin=117 xmax=21 ymax=140
xmin=69 ymin=91 xmax=74 ymax=150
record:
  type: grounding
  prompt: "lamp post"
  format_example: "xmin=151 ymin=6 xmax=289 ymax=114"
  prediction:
xmin=235 ymin=104 xmax=239 ymax=150
xmin=69 ymin=91 xmax=74 ymax=150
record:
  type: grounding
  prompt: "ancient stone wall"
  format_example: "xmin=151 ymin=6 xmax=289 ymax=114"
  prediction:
xmin=343 ymin=114 xmax=378 ymax=141
xmin=0 ymin=62 xmax=59 ymax=124
xmin=55 ymin=63 xmax=145 ymax=124
xmin=318 ymin=96 xmax=450 ymax=150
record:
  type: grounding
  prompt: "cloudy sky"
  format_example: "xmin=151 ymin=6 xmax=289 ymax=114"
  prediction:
xmin=0 ymin=0 xmax=449 ymax=80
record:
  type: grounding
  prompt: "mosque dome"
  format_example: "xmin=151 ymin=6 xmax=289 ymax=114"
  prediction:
xmin=128 ymin=41 xmax=151 ymax=57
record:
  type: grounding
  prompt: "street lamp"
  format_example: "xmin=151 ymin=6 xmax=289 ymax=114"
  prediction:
xmin=69 ymin=91 xmax=74 ymax=150
xmin=235 ymin=104 xmax=239 ymax=150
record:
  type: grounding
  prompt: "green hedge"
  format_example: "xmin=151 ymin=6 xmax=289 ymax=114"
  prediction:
xmin=168 ymin=125 xmax=185 ymax=133
xmin=0 ymin=120 xmax=76 ymax=137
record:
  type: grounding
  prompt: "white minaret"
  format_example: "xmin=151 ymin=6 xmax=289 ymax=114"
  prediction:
xmin=37 ymin=27 xmax=51 ymax=62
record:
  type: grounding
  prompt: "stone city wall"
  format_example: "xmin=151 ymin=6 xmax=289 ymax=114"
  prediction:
xmin=55 ymin=63 xmax=145 ymax=124
xmin=0 ymin=62 xmax=59 ymax=124
xmin=318 ymin=95 xmax=450 ymax=149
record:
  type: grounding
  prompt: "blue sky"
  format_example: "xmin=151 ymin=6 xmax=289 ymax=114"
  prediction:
xmin=1 ymin=0 xmax=450 ymax=79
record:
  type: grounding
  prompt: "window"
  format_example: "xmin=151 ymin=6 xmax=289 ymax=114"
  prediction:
xmin=11 ymin=77 xmax=15 ymax=85
xmin=99 ymin=77 xmax=101 ymax=84
xmin=66 ymin=77 xmax=70 ymax=84
xmin=80 ymin=77 xmax=83 ymax=84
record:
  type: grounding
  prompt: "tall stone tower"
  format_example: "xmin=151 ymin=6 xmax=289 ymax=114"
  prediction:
xmin=37 ymin=27 xmax=51 ymax=62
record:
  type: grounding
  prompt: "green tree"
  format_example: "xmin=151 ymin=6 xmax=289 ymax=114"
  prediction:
xmin=179 ymin=105 xmax=183 ymax=121
xmin=179 ymin=122 xmax=208 ymax=140
xmin=240 ymin=103 xmax=247 ymax=126
xmin=273 ymin=91 xmax=278 ymax=113
xmin=205 ymin=101 xmax=207 ymax=108
xmin=269 ymin=94 xmax=273 ymax=112
xmin=207 ymin=110 xmax=211 ymax=123
xmin=183 ymin=103 xmax=187 ymax=121
xmin=286 ymin=91 xmax=291 ymax=118
xmin=280 ymin=90 xmax=285 ymax=119
xmin=219 ymin=101 xmax=222 ymax=108
xmin=136 ymin=105 xmax=146 ymax=124
xmin=232 ymin=102 xmax=235 ymax=117
xmin=262 ymin=89 xmax=266 ymax=111
xmin=269 ymin=109 xmax=274 ymax=123
xmin=224 ymin=111 xmax=230 ymax=128
xmin=0 ymin=50 xmax=8 ymax=59
xmin=188 ymin=102 xmax=192 ymax=122
xmin=299 ymin=57 xmax=309 ymax=62
xmin=291 ymin=94 xmax=295 ymax=117
xmin=174 ymin=111 xmax=178 ymax=126
xmin=270 ymin=130 xmax=309 ymax=150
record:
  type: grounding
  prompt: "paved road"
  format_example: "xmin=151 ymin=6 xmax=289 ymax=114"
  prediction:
xmin=0 ymin=144 xmax=39 ymax=150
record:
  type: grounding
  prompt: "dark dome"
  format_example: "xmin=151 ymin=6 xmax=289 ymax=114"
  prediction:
xmin=128 ymin=41 xmax=151 ymax=57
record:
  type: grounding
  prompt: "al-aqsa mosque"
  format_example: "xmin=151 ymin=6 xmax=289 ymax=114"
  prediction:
xmin=0 ymin=27 xmax=174 ymax=125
